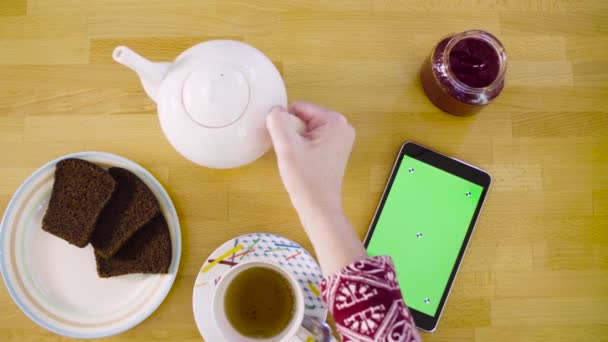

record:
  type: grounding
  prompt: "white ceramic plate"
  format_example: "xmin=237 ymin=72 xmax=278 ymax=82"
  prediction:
xmin=192 ymin=233 xmax=327 ymax=341
xmin=0 ymin=152 xmax=181 ymax=339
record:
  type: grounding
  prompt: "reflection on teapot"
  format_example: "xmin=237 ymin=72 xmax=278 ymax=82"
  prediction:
xmin=113 ymin=40 xmax=287 ymax=169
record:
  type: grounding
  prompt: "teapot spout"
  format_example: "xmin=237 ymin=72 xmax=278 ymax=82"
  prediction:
xmin=113 ymin=46 xmax=170 ymax=103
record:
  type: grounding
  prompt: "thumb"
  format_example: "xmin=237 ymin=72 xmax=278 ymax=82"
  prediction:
xmin=267 ymin=106 xmax=300 ymax=150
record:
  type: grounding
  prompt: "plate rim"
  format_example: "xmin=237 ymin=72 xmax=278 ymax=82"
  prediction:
xmin=0 ymin=151 xmax=182 ymax=339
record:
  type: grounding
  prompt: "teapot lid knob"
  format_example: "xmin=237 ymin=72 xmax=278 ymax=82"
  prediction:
xmin=182 ymin=64 xmax=249 ymax=128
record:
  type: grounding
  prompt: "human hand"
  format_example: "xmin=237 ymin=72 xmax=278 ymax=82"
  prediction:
xmin=267 ymin=102 xmax=366 ymax=274
xmin=266 ymin=102 xmax=355 ymax=223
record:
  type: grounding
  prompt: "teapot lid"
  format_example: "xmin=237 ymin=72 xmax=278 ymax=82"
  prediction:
xmin=182 ymin=64 xmax=250 ymax=128
xmin=156 ymin=40 xmax=287 ymax=168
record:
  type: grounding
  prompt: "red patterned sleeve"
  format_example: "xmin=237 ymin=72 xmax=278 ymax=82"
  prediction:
xmin=321 ymin=256 xmax=422 ymax=342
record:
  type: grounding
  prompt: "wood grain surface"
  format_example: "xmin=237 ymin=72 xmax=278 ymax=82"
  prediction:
xmin=1 ymin=1 xmax=607 ymax=341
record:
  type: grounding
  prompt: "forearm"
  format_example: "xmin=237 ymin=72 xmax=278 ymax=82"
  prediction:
xmin=267 ymin=103 xmax=365 ymax=275
xmin=296 ymin=204 xmax=367 ymax=275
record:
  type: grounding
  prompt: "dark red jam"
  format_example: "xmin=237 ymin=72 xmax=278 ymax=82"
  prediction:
xmin=421 ymin=30 xmax=506 ymax=116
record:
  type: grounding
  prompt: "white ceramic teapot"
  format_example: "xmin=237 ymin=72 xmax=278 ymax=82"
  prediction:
xmin=113 ymin=40 xmax=288 ymax=168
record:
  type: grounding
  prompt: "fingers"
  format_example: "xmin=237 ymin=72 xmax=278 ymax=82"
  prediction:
xmin=289 ymin=101 xmax=331 ymax=121
xmin=267 ymin=106 xmax=301 ymax=152
xmin=290 ymin=101 xmax=347 ymax=130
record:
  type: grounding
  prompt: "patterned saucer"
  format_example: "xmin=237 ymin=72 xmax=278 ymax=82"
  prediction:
xmin=192 ymin=233 xmax=328 ymax=341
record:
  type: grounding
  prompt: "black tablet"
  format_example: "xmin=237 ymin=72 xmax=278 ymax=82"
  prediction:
xmin=363 ymin=141 xmax=491 ymax=331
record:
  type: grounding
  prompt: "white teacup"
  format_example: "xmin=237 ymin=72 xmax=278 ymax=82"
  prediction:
xmin=212 ymin=260 xmax=328 ymax=342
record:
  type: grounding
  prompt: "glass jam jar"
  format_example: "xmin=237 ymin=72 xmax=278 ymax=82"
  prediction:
xmin=421 ymin=30 xmax=507 ymax=116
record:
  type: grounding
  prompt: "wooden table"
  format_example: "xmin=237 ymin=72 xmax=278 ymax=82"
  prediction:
xmin=1 ymin=1 xmax=607 ymax=341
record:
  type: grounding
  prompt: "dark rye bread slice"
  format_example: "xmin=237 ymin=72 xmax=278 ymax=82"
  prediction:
xmin=42 ymin=158 xmax=116 ymax=247
xmin=95 ymin=214 xmax=172 ymax=277
xmin=91 ymin=167 xmax=160 ymax=258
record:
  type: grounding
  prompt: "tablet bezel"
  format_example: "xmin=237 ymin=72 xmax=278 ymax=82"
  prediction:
xmin=363 ymin=141 xmax=491 ymax=332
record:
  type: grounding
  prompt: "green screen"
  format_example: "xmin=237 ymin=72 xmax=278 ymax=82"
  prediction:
xmin=367 ymin=156 xmax=483 ymax=316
